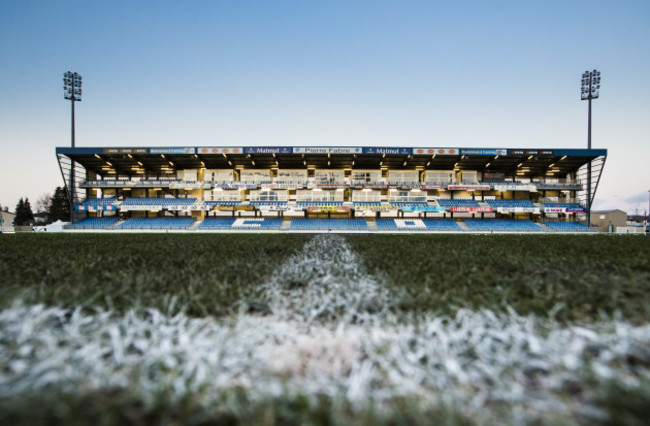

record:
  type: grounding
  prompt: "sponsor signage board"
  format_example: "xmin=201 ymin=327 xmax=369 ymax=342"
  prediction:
xmin=214 ymin=183 xmax=257 ymax=189
xmin=197 ymin=147 xmax=243 ymax=154
xmin=412 ymin=148 xmax=459 ymax=155
xmin=460 ymin=148 xmax=508 ymax=156
xmin=496 ymin=207 xmax=539 ymax=213
xmin=149 ymin=147 xmax=196 ymax=154
xmin=262 ymin=183 xmax=305 ymax=189
xmin=167 ymin=205 xmax=194 ymax=211
xmin=494 ymin=184 xmax=537 ymax=191
xmin=76 ymin=205 xmax=117 ymax=211
xmin=244 ymin=147 xmax=292 ymax=154
xmin=120 ymin=205 xmax=162 ymax=211
xmin=169 ymin=182 xmax=211 ymax=189
xmin=293 ymin=147 xmax=362 ymax=154
xmin=307 ymin=205 xmax=351 ymax=213
xmin=544 ymin=207 xmax=565 ymax=213
xmin=362 ymin=147 xmax=411 ymax=155
xmin=447 ymin=184 xmax=491 ymax=191
xmin=509 ymin=149 xmax=554 ymax=156
xmin=450 ymin=206 xmax=493 ymax=213
xmin=401 ymin=206 xmax=446 ymax=212
xmin=102 ymin=148 xmax=148 ymax=154
xmin=257 ymin=204 xmax=288 ymax=211
xmin=421 ymin=184 xmax=445 ymax=190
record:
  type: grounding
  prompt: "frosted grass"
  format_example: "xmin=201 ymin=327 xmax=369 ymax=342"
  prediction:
xmin=261 ymin=234 xmax=391 ymax=323
xmin=1 ymin=235 xmax=649 ymax=424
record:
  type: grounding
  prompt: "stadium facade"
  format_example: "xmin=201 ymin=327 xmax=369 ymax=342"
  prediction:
xmin=56 ymin=145 xmax=606 ymax=232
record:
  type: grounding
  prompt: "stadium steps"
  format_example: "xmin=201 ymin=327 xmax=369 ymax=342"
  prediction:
xmin=189 ymin=220 xmax=203 ymax=230
xmin=109 ymin=219 xmax=125 ymax=229
xmin=280 ymin=219 xmax=292 ymax=230
xmin=537 ymin=222 xmax=554 ymax=232
xmin=366 ymin=220 xmax=379 ymax=232
xmin=455 ymin=220 xmax=471 ymax=231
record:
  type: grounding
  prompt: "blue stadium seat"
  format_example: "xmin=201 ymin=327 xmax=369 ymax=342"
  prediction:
xmin=486 ymin=199 xmax=536 ymax=208
xmin=376 ymin=218 xmax=460 ymax=231
xmin=116 ymin=217 xmax=195 ymax=229
xmin=543 ymin=221 xmax=593 ymax=232
xmin=289 ymin=218 xmax=368 ymax=230
xmin=464 ymin=219 xmax=543 ymax=232
xmin=437 ymin=199 xmax=480 ymax=208
xmin=543 ymin=203 xmax=587 ymax=212
xmin=203 ymin=201 xmax=240 ymax=207
xmin=68 ymin=217 xmax=119 ymax=229
xmin=78 ymin=197 xmax=116 ymax=207
xmin=199 ymin=217 xmax=283 ymax=229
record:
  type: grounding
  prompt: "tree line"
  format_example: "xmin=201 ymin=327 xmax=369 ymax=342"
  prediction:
xmin=11 ymin=187 xmax=70 ymax=226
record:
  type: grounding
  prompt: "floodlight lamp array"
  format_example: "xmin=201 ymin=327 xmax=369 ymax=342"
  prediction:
xmin=581 ymin=69 xmax=600 ymax=100
xmin=63 ymin=71 xmax=82 ymax=101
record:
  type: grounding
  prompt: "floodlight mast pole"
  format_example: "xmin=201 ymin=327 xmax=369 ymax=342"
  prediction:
xmin=581 ymin=70 xmax=600 ymax=227
xmin=63 ymin=71 xmax=82 ymax=222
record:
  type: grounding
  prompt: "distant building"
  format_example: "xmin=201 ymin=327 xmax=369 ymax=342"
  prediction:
xmin=590 ymin=209 xmax=627 ymax=233
xmin=0 ymin=207 xmax=16 ymax=231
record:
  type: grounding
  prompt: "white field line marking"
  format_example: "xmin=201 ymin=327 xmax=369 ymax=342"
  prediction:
xmin=1 ymin=235 xmax=649 ymax=424
xmin=260 ymin=234 xmax=391 ymax=324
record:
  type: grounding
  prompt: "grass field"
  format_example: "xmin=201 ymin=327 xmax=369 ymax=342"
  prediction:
xmin=1 ymin=233 xmax=649 ymax=425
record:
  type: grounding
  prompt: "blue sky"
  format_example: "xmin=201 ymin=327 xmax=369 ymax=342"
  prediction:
xmin=1 ymin=0 xmax=649 ymax=214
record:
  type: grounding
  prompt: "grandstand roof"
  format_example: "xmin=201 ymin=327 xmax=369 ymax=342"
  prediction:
xmin=56 ymin=146 xmax=606 ymax=177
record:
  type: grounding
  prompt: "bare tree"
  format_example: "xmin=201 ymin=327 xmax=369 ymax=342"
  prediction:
xmin=35 ymin=192 xmax=52 ymax=214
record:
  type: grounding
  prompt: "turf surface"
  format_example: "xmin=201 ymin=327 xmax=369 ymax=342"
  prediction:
xmin=1 ymin=233 xmax=649 ymax=426
xmin=1 ymin=233 xmax=648 ymax=322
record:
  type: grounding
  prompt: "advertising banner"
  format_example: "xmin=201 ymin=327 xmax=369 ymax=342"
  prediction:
xmin=401 ymin=206 xmax=446 ymax=212
xmin=412 ymin=148 xmax=459 ymax=156
xmin=494 ymin=184 xmax=537 ymax=191
xmin=460 ymin=148 xmax=508 ymax=156
xmin=450 ymin=206 xmax=493 ymax=213
xmin=76 ymin=205 xmax=117 ymax=211
xmin=307 ymin=205 xmax=351 ymax=213
xmin=509 ymin=149 xmax=554 ymax=156
xmin=102 ymin=148 xmax=148 ymax=154
xmin=120 ymin=205 xmax=162 ymax=211
xmin=293 ymin=147 xmax=362 ymax=154
xmin=149 ymin=147 xmax=196 ymax=154
xmin=362 ymin=147 xmax=411 ymax=155
xmin=496 ymin=207 xmax=539 ymax=213
xmin=421 ymin=184 xmax=445 ymax=190
xmin=447 ymin=184 xmax=491 ymax=191
xmin=214 ymin=184 xmax=257 ymax=190
xmin=197 ymin=147 xmax=243 ymax=154
xmin=257 ymin=204 xmax=288 ymax=211
xmin=312 ymin=183 xmax=347 ymax=189
xmin=244 ymin=147 xmax=292 ymax=154
xmin=166 ymin=205 xmax=193 ymax=211
xmin=169 ymin=182 xmax=211 ymax=189
xmin=544 ymin=207 xmax=566 ymax=213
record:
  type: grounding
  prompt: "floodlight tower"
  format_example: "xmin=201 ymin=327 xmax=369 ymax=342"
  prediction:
xmin=63 ymin=71 xmax=82 ymax=221
xmin=581 ymin=69 xmax=600 ymax=227
xmin=63 ymin=71 xmax=82 ymax=147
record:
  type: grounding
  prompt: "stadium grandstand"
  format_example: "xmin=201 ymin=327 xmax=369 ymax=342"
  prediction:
xmin=56 ymin=145 xmax=606 ymax=232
